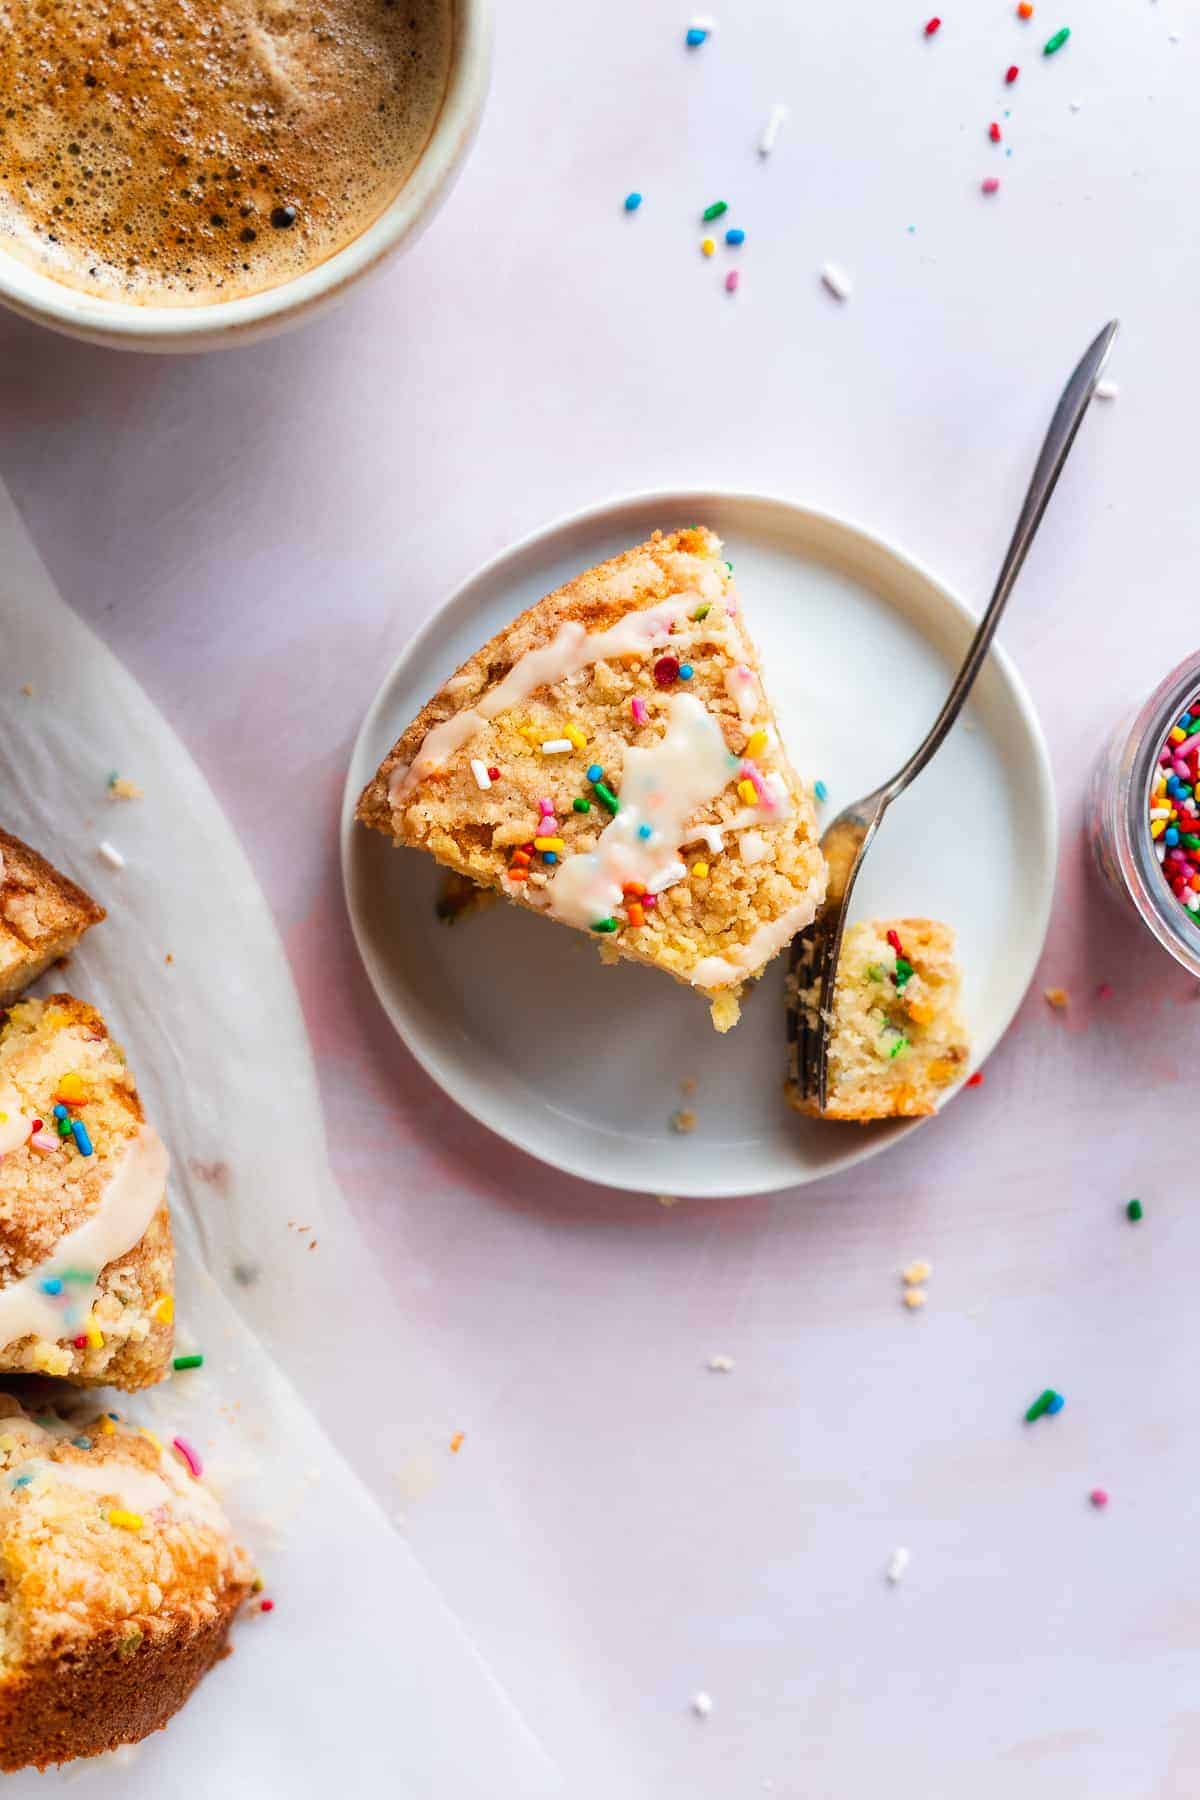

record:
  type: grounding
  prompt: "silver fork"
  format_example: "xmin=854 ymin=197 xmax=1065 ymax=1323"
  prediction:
xmin=786 ymin=319 xmax=1119 ymax=1116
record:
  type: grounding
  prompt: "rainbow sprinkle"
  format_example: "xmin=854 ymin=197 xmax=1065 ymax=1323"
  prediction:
xmin=1149 ymin=699 xmax=1200 ymax=923
xmin=172 ymin=1435 xmax=204 ymax=1478
xmin=173 ymin=1353 xmax=204 ymax=1371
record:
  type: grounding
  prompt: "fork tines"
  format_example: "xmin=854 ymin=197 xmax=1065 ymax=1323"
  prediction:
xmin=785 ymin=920 xmax=833 ymax=1108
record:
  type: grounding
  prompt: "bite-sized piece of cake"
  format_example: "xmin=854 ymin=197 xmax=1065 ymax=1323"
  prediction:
xmin=0 ymin=1392 xmax=253 ymax=1771
xmin=358 ymin=528 xmax=827 ymax=1030
xmin=0 ymin=996 xmax=173 ymax=1388
xmin=0 ymin=831 xmax=105 ymax=1007
xmin=789 ymin=919 xmax=970 ymax=1120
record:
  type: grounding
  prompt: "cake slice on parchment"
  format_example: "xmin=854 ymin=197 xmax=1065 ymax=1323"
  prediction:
xmin=0 ymin=995 xmax=173 ymax=1389
xmin=788 ymin=918 xmax=970 ymax=1120
xmin=0 ymin=830 xmax=105 ymax=1007
xmin=357 ymin=528 xmax=827 ymax=1029
xmin=0 ymin=1390 xmax=253 ymax=1771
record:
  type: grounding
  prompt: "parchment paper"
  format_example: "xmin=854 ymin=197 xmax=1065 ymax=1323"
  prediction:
xmin=0 ymin=480 xmax=564 ymax=1799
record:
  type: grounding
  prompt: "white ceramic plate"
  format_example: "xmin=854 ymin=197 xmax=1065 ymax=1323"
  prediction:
xmin=341 ymin=492 xmax=1056 ymax=1197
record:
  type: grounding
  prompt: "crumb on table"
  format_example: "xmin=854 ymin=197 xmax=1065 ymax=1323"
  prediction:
xmin=106 ymin=775 xmax=144 ymax=801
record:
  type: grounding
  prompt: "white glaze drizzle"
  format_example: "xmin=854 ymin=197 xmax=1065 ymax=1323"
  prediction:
xmin=13 ymin=1447 xmax=227 ymax=1531
xmin=389 ymin=598 xmax=692 ymax=802
xmin=681 ymin=825 xmax=726 ymax=856
xmin=33 ymin=1457 xmax=175 ymax=1513
xmin=679 ymin=779 xmax=794 ymax=859
xmin=546 ymin=694 xmax=736 ymax=929
xmin=724 ymin=663 xmax=761 ymax=722
xmin=0 ymin=1090 xmax=32 ymax=1159
xmin=0 ymin=1126 xmax=169 ymax=1351
xmin=689 ymin=889 xmax=825 ymax=990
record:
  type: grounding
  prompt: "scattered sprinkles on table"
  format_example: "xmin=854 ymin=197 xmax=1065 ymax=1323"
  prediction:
xmin=624 ymin=191 xmax=642 ymax=212
xmin=821 ymin=263 xmax=853 ymax=301
xmin=1126 ymin=1198 xmax=1143 ymax=1222
xmin=886 ymin=1546 xmax=910 ymax=1584
xmin=691 ymin=1691 xmax=713 ymax=1719
xmin=1024 ymin=1387 xmax=1063 ymax=1423
xmin=758 ymin=103 xmax=788 ymax=156
xmin=1043 ymin=26 xmax=1070 ymax=55
xmin=1149 ymin=697 xmax=1200 ymax=923
xmin=1044 ymin=986 xmax=1069 ymax=1009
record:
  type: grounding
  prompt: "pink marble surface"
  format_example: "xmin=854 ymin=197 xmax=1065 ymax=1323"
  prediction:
xmin=3 ymin=1 xmax=1200 ymax=1792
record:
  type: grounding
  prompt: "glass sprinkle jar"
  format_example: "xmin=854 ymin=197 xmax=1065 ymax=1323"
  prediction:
xmin=1087 ymin=651 xmax=1200 ymax=980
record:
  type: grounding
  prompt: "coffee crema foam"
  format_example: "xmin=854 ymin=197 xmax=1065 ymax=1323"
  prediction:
xmin=0 ymin=0 xmax=453 ymax=306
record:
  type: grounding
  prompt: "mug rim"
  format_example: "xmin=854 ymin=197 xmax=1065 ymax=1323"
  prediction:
xmin=0 ymin=0 xmax=491 ymax=353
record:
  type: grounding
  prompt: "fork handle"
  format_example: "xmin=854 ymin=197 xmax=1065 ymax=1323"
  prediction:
xmin=879 ymin=319 xmax=1119 ymax=806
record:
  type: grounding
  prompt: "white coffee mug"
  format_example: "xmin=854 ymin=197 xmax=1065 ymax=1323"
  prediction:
xmin=0 ymin=0 xmax=491 ymax=354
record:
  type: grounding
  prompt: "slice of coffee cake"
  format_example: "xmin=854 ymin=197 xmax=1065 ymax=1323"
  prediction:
xmin=0 ymin=996 xmax=173 ymax=1389
xmin=788 ymin=918 xmax=970 ymax=1120
xmin=357 ymin=527 xmax=826 ymax=1029
xmin=0 ymin=1390 xmax=252 ymax=1771
xmin=0 ymin=832 xmax=105 ymax=1007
